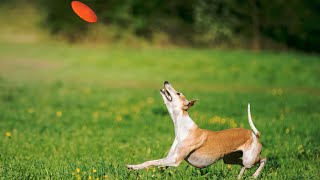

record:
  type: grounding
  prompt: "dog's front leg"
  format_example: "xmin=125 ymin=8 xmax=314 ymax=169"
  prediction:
xmin=167 ymin=138 xmax=178 ymax=157
xmin=127 ymin=153 xmax=183 ymax=170
xmin=127 ymin=138 xmax=179 ymax=170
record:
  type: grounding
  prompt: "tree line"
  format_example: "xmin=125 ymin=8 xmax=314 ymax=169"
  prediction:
xmin=3 ymin=0 xmax=320 ymax=52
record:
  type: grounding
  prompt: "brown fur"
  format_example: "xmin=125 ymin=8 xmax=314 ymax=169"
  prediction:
xmin=182 ymin=127 xmax=253 ymax=168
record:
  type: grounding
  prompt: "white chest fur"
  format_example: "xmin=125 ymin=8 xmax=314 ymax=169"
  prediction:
xmin=171 ymin=111 xmax=197 ymax=142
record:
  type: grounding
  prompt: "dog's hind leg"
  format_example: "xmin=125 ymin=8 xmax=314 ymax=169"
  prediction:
xmin=237 ymin=167 xmax=246 ymax=180
xmin=223 ymin=151 xmax=246 ymax=179
xmin=252 ymin=157 xmax=266 ymax=178
xmin=242 ymin=135 xmax=264 ymax=179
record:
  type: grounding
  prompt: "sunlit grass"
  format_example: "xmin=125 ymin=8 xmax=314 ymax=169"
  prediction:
xmin=0 ymin=42 xmax=319 ymax=179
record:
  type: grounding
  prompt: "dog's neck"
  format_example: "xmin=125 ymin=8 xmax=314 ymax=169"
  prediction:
xmin=168 ymin=108 xmax=198 ymax=141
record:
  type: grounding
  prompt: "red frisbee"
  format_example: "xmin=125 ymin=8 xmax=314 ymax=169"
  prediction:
xmin=71 ymin=1 xmax=97 ymax=23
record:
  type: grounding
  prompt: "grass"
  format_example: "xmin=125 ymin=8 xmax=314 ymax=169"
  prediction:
xmin=0 ymin=41 xmax=319 ymax=179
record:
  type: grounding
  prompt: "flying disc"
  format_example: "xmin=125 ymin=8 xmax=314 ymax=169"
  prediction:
xmin=71 ymin=1 xmax=97 ymax=23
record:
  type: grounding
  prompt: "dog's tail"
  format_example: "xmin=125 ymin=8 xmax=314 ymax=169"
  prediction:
xmin=248 ymin=103 xmax=260 ymax=138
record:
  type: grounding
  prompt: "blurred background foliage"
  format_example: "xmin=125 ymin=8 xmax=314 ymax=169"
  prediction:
xmin=1 ymin=0 xmax=320 ymax=52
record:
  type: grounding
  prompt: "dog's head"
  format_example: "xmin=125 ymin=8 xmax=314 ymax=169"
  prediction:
xmin=160 ymin=81 xmax=197 ymax=114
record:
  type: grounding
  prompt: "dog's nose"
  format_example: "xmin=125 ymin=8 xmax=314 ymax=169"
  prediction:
xmin=164 ymin=81 xmax=169 ymax=85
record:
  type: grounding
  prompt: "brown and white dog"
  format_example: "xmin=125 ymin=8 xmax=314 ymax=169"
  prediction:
xmin=127 ymin=81 xmax=266 ymax=179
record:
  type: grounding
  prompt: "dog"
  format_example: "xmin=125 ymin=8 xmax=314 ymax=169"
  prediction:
xmin=127 ymin=81 xmax=266 ymax=179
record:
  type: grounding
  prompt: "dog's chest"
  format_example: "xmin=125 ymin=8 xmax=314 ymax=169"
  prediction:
xmin=173 ymin=115 xmax=195 ymax=142
xmin=175 ymin=126 xmax=190 ymax=142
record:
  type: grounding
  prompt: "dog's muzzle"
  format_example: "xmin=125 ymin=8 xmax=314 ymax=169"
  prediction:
xmin=160 ymin=88 xmax=172 ymax=101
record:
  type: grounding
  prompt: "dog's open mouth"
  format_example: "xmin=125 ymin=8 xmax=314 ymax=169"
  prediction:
xmin=160 ymin=88 xmax=172 ymax=101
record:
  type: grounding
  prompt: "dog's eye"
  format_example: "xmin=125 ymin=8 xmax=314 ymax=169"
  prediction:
xmin=177 ymin=92 xmax=180 ymax=95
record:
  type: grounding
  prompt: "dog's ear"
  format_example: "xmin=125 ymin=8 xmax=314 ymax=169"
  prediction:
xmin=183 ymin=99 xmax=198 ymax=110
xmin=188 ymin=99 xmax=198 ymax=107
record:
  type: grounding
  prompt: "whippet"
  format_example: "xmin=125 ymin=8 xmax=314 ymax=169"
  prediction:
xmin=127 ymin=81 xmax=266 ymax=179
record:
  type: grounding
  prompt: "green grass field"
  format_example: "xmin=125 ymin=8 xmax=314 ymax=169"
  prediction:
xmin=0 ymin=41 xmax=319 ymax=179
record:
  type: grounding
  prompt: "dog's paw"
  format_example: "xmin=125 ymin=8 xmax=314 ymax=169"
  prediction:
xmin=252 ymin=173 xmax=259 ymax=179
xmin=127 ymin=164 xmax=140 ymax=170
